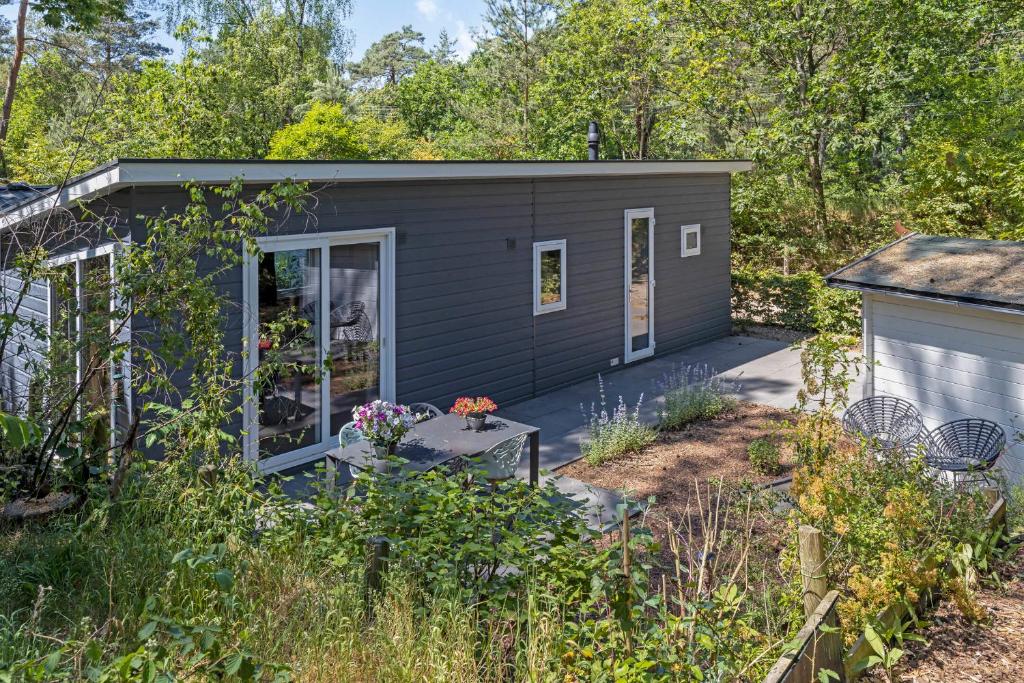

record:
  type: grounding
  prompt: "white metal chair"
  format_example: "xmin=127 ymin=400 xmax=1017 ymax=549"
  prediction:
xmin=337 ymin=420 xmax=367 ymax=479
xmin=473 ymin=431 xmax=529 ymax=484
xmin=408 ymin=402 xmax=443 ymax=423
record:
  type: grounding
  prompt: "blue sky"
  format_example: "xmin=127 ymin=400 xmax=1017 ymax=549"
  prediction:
xmin=351 ymin=0 xmax=484 ymax=60
xmin=1 ymin=0 xmax=486 ymax=61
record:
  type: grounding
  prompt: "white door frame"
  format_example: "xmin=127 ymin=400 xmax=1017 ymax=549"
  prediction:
xmin=624 ymin=208 xmax=655 ymax=363
xmin=241 ymin=228 xmax=396 ymax=472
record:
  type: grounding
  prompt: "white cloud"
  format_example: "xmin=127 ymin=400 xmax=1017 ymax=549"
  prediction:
xmin=416 ymin=0 xmax=439 ymax=19
xmin=454 ymin=20 xmax=476 ymax=61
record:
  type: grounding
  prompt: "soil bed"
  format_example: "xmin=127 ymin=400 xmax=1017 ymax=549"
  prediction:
xmin=865 ymin=545 xmax=1024 ymax=682
xmin=560 ymin=401 xmax=797 ymax=602
xmin=560 ymin=401 xmax=793 ymax=532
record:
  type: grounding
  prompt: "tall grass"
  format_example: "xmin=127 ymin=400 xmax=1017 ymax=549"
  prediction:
xmin=0 ymin=458 xmax=795 ymax=680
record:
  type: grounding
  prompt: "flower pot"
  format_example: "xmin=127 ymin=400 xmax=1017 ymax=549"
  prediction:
xmin=372 ymin=441 xmax=397 ymax=458
xmin=466 ymin=413 xmax=488 ymax=432
xmin=357 ymin=441 xmax=399 ymax=475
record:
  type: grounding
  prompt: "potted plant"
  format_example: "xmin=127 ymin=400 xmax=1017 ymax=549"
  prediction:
xmin=351 ymin=400 xmax=416 ymax=469
xmin=450 ymin=396 xmax=499 ymax=431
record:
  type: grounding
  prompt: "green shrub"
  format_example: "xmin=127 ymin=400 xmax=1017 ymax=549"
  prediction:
xmin=657 ymin=364 xmax=738 ymax=430
xmin=580 ymin=376 xmax=658 ymax=465
xmin=732 ymin=267 xmax=861 ymax=336
xmin=747 ymin=438 xmax=782 ymax=476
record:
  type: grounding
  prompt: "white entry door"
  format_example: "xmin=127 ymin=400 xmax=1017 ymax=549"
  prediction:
xmin=624 ymin=208 xmax=655 ymax=362
xmin=242 ymin=229 xmax=396 ymax=472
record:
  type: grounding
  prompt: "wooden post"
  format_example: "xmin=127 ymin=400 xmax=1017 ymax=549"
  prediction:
xmin=366 ymin=536 xmax=389 ymax=613
xmin=982 ymin=486 xmax=1008 ymax=541
xmin=799 ymin=525 xmax=828 ymax=619
xmin=764 ymin=590 xmax=845 ymax=683
xmin=621 ymin=508 xmax=634 ymax=655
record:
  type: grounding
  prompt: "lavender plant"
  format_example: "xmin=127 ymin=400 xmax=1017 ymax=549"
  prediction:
xmin=657 ymin=363 xmax=739 ymax=430
xmin=580 ymin=375 xmax=657 ymax=466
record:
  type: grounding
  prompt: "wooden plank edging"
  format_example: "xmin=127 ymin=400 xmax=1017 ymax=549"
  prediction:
xmin=763 ymin=590 xmax=843 ymax=683
xmin=845 ymin=492 xmax=1008 ymax=680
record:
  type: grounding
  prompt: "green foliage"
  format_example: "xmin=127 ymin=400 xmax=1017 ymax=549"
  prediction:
xmin=732 ymin=267 xmax=861 ymax=336
xmin=657 ymin=363 xmax=738 ymax=431
xmin=266 ymin=101 xmax=365 ymax=160
xmin=536 ymin=0 xmax=674 ymax=160
xmin=348 ymin=25 xmax=429 ymax=88
xmin=395 ymin=58 xmax=467 ymax=141
xmin=580 ymin=376 xmax=658 ymax=466
xmin=747 ymin=438 xmax=782 ymax=476
xmin=325 ymin=464 xmax=600 ymax=604
xmin=267 ymin=102 xmax=439 ymax=160
xmin=787 ymin=333 xmax=861 ymax=470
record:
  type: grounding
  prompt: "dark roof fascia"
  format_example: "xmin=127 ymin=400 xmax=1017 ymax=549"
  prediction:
xmin=825 ymin=231 xmax=1024 ymax=313
xmin=829 ymin=279 xmax=1024 ymax=314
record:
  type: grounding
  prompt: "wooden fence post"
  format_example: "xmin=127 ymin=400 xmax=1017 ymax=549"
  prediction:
xmin=366 ymin=536 xmax=389 ymax=614
xmin=799 ymin=525 xmax=828 ymax=619
xmin=982 ymin=486 xmax=1008 ymax=541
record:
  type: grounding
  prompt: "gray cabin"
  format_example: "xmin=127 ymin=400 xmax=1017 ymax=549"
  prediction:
xmin=0 ymin=158 xmax=751 ymax=472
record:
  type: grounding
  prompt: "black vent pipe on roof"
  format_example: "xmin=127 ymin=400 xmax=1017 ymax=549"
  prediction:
xmin=587 ymin=121 xmax=600 ymax=161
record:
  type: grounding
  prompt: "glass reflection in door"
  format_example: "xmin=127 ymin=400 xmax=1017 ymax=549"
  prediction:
xmin=327 ymin=243 xmax=381 ymax=436
xmin=256 ymin=249 xmax=322 ymax=459
xmin=629 ymin=214 xmax=652 ymax=356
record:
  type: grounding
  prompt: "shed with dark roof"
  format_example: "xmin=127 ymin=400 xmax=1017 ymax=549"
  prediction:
xmin=827 ymin=233 xmax=1024 ymax=482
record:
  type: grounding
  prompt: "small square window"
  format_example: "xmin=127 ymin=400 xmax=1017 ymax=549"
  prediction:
xmin=533 ymin=240 xmax=566 ymax=315
xmin=681 ymin=225 xmax=701 ymax=257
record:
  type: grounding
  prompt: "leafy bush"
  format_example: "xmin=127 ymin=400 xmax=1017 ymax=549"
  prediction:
xmin=657 ymin=363 xmax=738 ymax=430
xmin=732 ymin=267 xmax=861 ymax=336
xmin=783 ymin=335 xmax=999 ymax=669
xmin=0 ymin=454 xmax=799 ymax=680
xmin=579 ymin=376 xmax=658 ymax=466
xmin=748 ymin=438 xmax=782 ymax=476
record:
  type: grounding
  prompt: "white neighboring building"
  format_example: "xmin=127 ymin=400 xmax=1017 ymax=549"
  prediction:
xmin=827 ymin=233 xmax=1024 ymax=483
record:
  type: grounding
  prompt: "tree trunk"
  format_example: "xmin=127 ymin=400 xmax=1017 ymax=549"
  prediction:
xmin=0 ymin=0 xmax=29 ymax=161
xmin=808 ymin=131 xmax=828 ymax=233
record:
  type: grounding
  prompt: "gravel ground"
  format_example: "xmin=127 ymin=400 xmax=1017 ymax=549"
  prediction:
xmin=560 ymin=402 xmax=795 ymax=581
xmin=866 ymin=545 xmax=1024 ymax=682
xmin=559 ymin=401 xmax=793 ymax=524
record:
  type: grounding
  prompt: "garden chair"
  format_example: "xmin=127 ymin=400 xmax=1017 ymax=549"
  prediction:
xmin=408 ymin=402 xmax=443 ymax=423
xmin=923 ymin=418 xmax=1005 ymax=488
xmin=841 ymin=396 xmax=924 ymax=457
xmin=471 ymin=431 xmax=529 ymax=485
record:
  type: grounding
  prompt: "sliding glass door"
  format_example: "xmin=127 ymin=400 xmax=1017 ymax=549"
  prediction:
xmin=624 ymin=208 xmax=655 ymax=362
xmin=255 ymin=248 xmax=323 ymax=459
xmin=246 ymin=231 xmax=394 ymax=470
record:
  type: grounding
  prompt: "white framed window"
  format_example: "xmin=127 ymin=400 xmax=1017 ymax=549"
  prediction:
xmin=681 ymin=224 xmax=701 ymax=257
xmin=533 ymin=239 xmax=566 ymax=315
xmin=46 ymin=242 xmax=132 ymax=439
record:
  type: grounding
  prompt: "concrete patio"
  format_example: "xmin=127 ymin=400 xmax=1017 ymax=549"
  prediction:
xmin=277 ymin=334 xmax=861 ymax=529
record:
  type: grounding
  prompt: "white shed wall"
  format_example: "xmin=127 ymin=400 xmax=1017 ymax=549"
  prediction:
xmin=867 ymin=292 xmax=1024 ymax=482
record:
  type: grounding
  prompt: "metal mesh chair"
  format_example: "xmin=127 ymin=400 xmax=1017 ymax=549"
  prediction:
xmin=472 ymin=431 xmax=529 ymax=483
xmin=408 ymin=402 xmax=443 ymax=423
xmin=924 ymin=418 xmax=1005 ymax=486
xmin=842 ymin=396 xmax=925 ymax=455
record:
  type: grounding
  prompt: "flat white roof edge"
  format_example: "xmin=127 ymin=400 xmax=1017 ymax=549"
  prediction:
xmin=118 ymin=159 xmax=753 ymax=184
xmin=1 ymin=159 xmax=752 ymax=231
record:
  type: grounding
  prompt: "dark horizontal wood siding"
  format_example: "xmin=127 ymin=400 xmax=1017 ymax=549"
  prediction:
xmin=7 ymin=173 xmax=731 ymax=435
xmin=531 ymin=174 xmax=732 ymax=395
xmin=0 ymin=192 xmax=133 ymax=413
